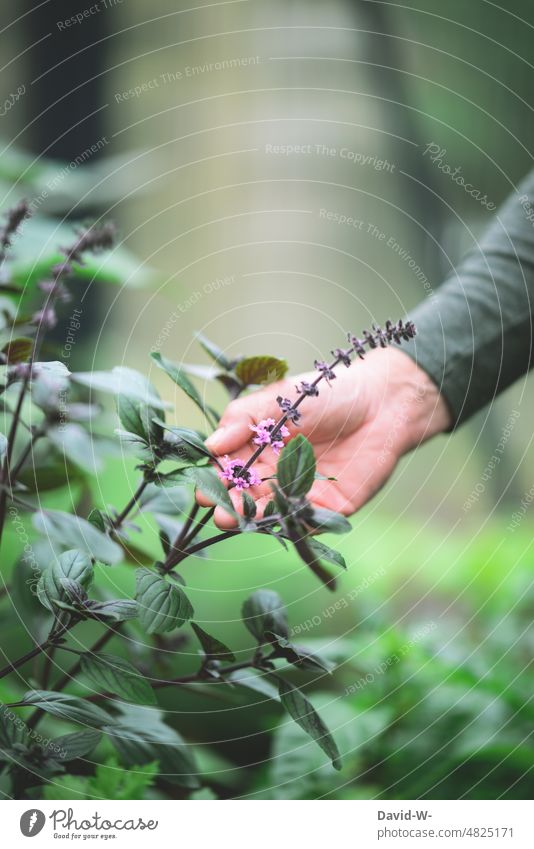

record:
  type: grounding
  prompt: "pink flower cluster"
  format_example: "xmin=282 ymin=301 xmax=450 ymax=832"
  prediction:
xmin=250 ymin=418 xmax=290 ymax=454
xmin=220 ymin=457 xmax=261 ymax=491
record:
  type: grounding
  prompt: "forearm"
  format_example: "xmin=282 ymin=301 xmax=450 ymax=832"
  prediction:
xmin=397 ymin=169 xmax=534 ymax=426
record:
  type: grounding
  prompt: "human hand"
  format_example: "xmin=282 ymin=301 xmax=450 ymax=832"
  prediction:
xmin=200 ymin=347 xmax=451 ymax=528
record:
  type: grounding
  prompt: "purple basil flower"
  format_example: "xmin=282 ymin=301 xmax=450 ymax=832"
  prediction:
xmin=11 ymin=362 xmax=33 ymax=381
xmin=32 ymin=306 xmax=57 ymax=330
xmin=348 ymin=334 xmax=366 ymax=359
xmin=276 ymin=396 xmax=302 ymax=424
xmin=250 ymin=418 xmax=290 ymax=454
xmin=314 ymin=360 xmax=336 ymax=383
xmin=296 ymin=381 xmax=319 ymax=397
xmin=332 ymin=348 xmax=352 ymax=367
xmin=220 ymin=457 xmax=261 ymax=491
xmin=38 ymin=279 xmax=71 ymax=303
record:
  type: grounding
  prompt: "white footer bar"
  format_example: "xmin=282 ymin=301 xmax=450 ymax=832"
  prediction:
xmin=3 ymin=799 xmax=532 ymax=848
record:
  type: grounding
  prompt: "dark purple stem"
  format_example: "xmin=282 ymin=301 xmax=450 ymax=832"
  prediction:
xmin=241 ymin=319 xmax=416 ymax=474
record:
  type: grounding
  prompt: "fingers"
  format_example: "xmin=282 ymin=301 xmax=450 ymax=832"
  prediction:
xmin=213 ymin=505 xmax=239 ymax=529
xmin=195 ymin=487 xmax=216 ymax=508
xmin=204 ymin=420 xmax=252 ymax=456
xmin=204 ymin=378 xmax=300 ymax=456
xmin=204 ymin=394 xmax=269 ymax=456
xmin=213 ymin=488 xmax=277 ymax=529
xmin=198 ymin=376 xmax=310 ymax=524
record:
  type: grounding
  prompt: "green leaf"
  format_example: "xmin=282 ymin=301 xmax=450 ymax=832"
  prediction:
xmin=242 ymin=590 xmax=289 ymax=642
xmin=17 ymin=456 xmax=86 ymax=493
xmin=235 ymin=355 xmax=288 ymax=386
xmin=135 ymin=568 xmax=193 ymax=634
xmin=0 ymin=709 xmax=30 ymax=750
xmin=190 ymin=788 xmax=218 ymax=800
xmin=0 ymin=434 xmax=6 ymax=464
xmin=181 ymin=363 xmax=220 ymax=380
xmin=215 ymin=373 xmax=244 ymax=399
xmin=305 ymin=507 xmax=351 ymax=535
xmin=227 ymin=668 xmax=280 ymax=701
xmin=277 ymin=435 xmax=316 ymax=498
xmin=278 ymin=678 xmax=342 ymax=770
xmin=5 ymin=216 xmax=154 ymax=289
xmin=47 ymin=423 xmax=103 ymax=475
xmin=0 ymin=769 xmax=12 ymax=798
xmin=307 ymin=539 xmax=347 ymax=570
xmin=263 ymin=499 xmax=277 ymax=518
xmin=58 ymin=577 xmax=89 ymax=609
xmin=191 ymin=622 xmax=235 ymax=662
xmin=73 ymin=367 xmax=168 ymax=410
xmin=33 ymin=510 xmax=122 ymax=565
xmin=37 ymin=549 xmax=93 ymax=612
xmin=114 ymin=429 xmax=153 ymax=462
xmin=241 ymin=492 xmax=257 ymax=521
xmin=85 ymin=598 xmax=138 ymax=622
xmin=87 ymin=508 xmax=107 ymax=532
xmin=155 ymin=465 xmax=236 ymax=516
xmin=266 ymin=634 xmax=333 ymax=674
xmin=195 ymin=331 xmax=234 ymax=371
xmin=285 ymin=522 xmax=337 ymax=591
xmin=46 ymin=730 xmax=101 ymax=761
xmin=43 ymin=758 xmax=159 ymax=800
xmin=104 ymin=710 xmax=200 ymax=789
xmin=80 ymin=653 xmax=156 ymax=705
xmin=137 ymin=483 xmax=189 ymax=516
xmin=267 ymin=695 xmax=370 ymax=799
xmin=151 ymin=352 xmax=210 ymax=419
xmin=92 ymin=756 xmax=159 ymax=800
xmin=117 ymin=395 xmax=162 ymax=443
xmin=21 ymin=691 xmax=113 ymax=728
xmin=153 ymin=419 xmax=212 ymax=464
xmin=1 ymin=337 xmax=32 ymax=364
xmin=31 ymin=361 xmax=71 ymax=410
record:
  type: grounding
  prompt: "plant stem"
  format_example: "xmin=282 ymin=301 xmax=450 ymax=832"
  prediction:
xmin=0 ymin=371 xmax=32 ymax=543
xmin=153 ymin=658 xmax=255 ymax=687
xmin=0 ymin=619 xmax=73 ymax=681
xmin=160 ymin=502 xmax=214 ymax=573
xmin=112 ymin=477 xmax=150 ymax=529
xmin=53 ymin=626 xmax=119 ymax=694
xmin=0 ymin=489 xmax=38 ymax=513
xmin=163 ymin=511 xmax=282 ymax=573
xmin=83 ymin=658 xmax=258 ymax=702
xmin=8 ymin=428 xmax=44 ymax=482
xmin=161 ymin=501 xmax=202 ymax=572
xmin=164 ymin=529 xmax=239 ymax=571
xmin=171 ymin=502 xmax=200 ymax=550
xmin=26 ymin=625 xmax=121 ymax=730
xmin=40 ymin=612 xmax=69 ymax=689
xmin=183 ymin=505 xmax=215 ymax=546
xmin=0 ymin=223 xmax=117 ymax=550
xmin=0 ymin=641 xmax=52 ymax=681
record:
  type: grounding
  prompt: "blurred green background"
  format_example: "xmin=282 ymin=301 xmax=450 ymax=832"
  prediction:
xmin=0 ymin=0 xmax=533 ymax=799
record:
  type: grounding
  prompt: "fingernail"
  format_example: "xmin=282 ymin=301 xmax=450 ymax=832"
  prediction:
xmin=205 ymin=427 xmax=226 ymax=450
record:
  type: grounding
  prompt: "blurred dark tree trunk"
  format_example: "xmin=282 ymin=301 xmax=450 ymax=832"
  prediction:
xmin=353 ymin=0 xmax=444 ymax=278
xmin=21 ymin=0 xmax=109 ymax=353
xmin=22 ymin=0 xmax=107 ymax=166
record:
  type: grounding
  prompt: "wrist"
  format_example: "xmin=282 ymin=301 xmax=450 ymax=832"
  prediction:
xmin=370 ymin=347 xmax=452 ymax=454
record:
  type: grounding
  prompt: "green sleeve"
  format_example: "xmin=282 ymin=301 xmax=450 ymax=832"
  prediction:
xmin=398 ymin=170 xmax=534 ymax=426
